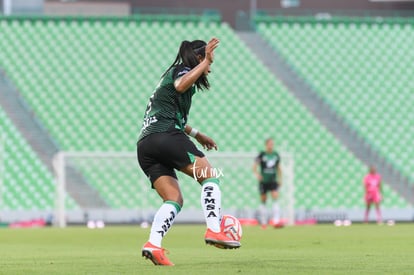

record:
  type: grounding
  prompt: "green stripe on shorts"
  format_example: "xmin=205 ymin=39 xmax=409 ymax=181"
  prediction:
xmin=187 ymin=152 xmax=196 ymax=163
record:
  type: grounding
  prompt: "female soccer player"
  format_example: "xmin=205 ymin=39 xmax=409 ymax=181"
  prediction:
xmin=363 ymin=165 xmax=382 ymax=224
xmin=252 ymin=138 xmax=283 ymax=229
xmin=137 ymin=38 xmax=240 ymax=266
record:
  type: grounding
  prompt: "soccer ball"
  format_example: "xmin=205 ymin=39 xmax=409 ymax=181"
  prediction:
xmin=220 ymin=215 xmax=243 ymax=241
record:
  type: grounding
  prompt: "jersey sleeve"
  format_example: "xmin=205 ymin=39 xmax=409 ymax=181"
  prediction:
xmin=255 ymin=152 xmax=263 ymax=163
xmin=173 ymin=65 xmax=191 ymax=81
xmin=276 ymin=152 xmax=281 ymax=166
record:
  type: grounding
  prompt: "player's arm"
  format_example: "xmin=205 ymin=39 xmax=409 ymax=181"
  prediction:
xmin=363 ymin=176 xmax=368 ymax=193
xmin=174 ymin=38 xmax=219 ymax=93
xmin=174 ymin=59 xmax=210 ymax=93
xmin=277 ymin=164 xmax=282 ymax=186
xmin=185 ymin=125 xmax=217 ymax=151
xmin=379 ymin=179 xmax=382 ymax=194
xmin=252 ymin=160 xmax=262 ymax=181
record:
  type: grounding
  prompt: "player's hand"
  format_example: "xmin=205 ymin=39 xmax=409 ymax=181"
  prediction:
xmin=256 ymin=174 xmax=263 ymax=181
xmin=205 ymin=37 xmax=219 ymax=64
xmin=196 ymin=132 xmax=218 ymax=151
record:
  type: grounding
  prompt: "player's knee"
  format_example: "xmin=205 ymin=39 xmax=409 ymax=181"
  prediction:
xmin=197 ymin=176 xmax=209 ymax=184
xmin=175 ymin=195 xmax=184 ymax=207
xmin=169 ymin=198 xmax=183 ymax=208
xmin=200 ymin=177 xmax=220 ymax=187
xmin=195 ymin=172 xmax=218 ymax=184
xmin=192 ymin=157 xmax=223 ymax=183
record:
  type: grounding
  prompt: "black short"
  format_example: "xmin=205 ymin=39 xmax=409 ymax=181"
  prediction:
xmin=259 ymin=181 xmax=279 ymax=195
xmin=137 ymin=129 xmax=204 ymax=186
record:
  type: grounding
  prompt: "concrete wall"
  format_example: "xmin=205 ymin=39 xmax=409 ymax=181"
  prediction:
xmin=44 ymin=1 xmax=130 ymax=16
xmin=43 ymin=1 xmax=414 ymax=27
xmin=129 ymin=0 xmax=414 ymax=27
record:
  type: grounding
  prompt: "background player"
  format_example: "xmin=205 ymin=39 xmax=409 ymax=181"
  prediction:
xmin=363 ymin=165 xmax=382 ymax=224
xmin=252 ymin=138 xmax=283 ymax=229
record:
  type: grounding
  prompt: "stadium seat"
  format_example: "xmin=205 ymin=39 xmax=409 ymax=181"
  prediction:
xmin=0 ymin=15 xmax=410 ymax=211
xmin=0 ymin=107 xmax=79 ymax=210
xmin=256 ymin=17 xmax=414 ymax=191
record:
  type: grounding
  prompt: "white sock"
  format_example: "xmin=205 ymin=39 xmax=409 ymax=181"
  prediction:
xmin=272 ymin=201 xmax=280 ymax=223
xmin=201 ymin=178 xmax=221 ymax=232
xmin=259 ymin=203 xmax=267 ymax=225
xmin=148 ymin=201 xmax=181 ymax=247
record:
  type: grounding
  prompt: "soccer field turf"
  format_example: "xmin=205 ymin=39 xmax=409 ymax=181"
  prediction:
xmin=0 ymin=223 xmax=413 ymax=274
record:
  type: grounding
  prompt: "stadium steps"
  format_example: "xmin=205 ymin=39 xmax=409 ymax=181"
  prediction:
xmin=236 ymin=31 xmax=414 ymax=204
xmin=0 ymin=69 xmax=109 ymax=209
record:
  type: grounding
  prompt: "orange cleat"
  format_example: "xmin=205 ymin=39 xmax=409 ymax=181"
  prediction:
xmin=204 ymin=229 xmax=241 ymax=249
xmin=273 ymin=222 xmax=285 ymax=229
xmin=142 ymin=242 xmax=174 ymax=266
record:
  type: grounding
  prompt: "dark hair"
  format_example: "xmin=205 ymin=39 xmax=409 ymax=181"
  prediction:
xmin=162 ymin=40 xmax=210 ymax=90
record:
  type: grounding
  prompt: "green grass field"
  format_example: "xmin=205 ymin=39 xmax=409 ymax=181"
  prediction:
xmin=0 ymin=223 xmax=413 ymax=274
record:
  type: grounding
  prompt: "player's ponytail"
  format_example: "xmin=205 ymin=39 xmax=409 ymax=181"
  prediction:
xmin=162 ymin=40 xmax=210 ymax=90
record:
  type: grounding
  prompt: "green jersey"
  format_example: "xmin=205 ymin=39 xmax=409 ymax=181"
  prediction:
xmin=256 ymin=151 xmax=280 ymax=183
xmin=138 ymin=64 xmax=196 ymax=141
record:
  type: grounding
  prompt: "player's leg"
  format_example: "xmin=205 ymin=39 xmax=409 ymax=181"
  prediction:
xmin=181 ymin=156 xmax=221 ymax=232
xmin=374 ymin=193 xmax=382 ymax=224
xmin=155 ymin=131 xmax=221 ymax=231
xmin=364 ymin=201 xmax=371 ymax=223
xmin=142 ymin=175 xmax=182 ymax=266
xmin=258 ymin=188 xmax=268 ymax=229
xmin=137 ymin=135 xmax=182 ymax=266
xmin=181 ymin=156 xmax=240 ymax=249
xmin=149 ymin=175 xmax=183 ymax=247
xmin=374 ymin=203 xmax=382 ymax=224
xmin=270 ymin=188 xmax=283 ymax=227
xmin=153 ymin=131 xmax=238 ymax=248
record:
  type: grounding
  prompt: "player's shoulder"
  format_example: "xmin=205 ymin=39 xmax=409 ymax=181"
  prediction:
xmin=273 ymin=151 xmax=281 ymax=158
xmin=173 ymin=64 xmax=191 ymax=79
xmin=255 ymin=151 xmax=264 ymax=161
xmin=159 ymin=64 xmax=189 ymax=87
xmin=257 ymin=151 xmax=265 ymax=157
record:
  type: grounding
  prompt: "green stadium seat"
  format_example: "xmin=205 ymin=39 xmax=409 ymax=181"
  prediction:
xmin=0 ymin=105 xmax=79 ymax=210
xmin=1 ymin=16 xmax=410 ymax=211
xmin=256 ymin=17 xmax=414 ymax=207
